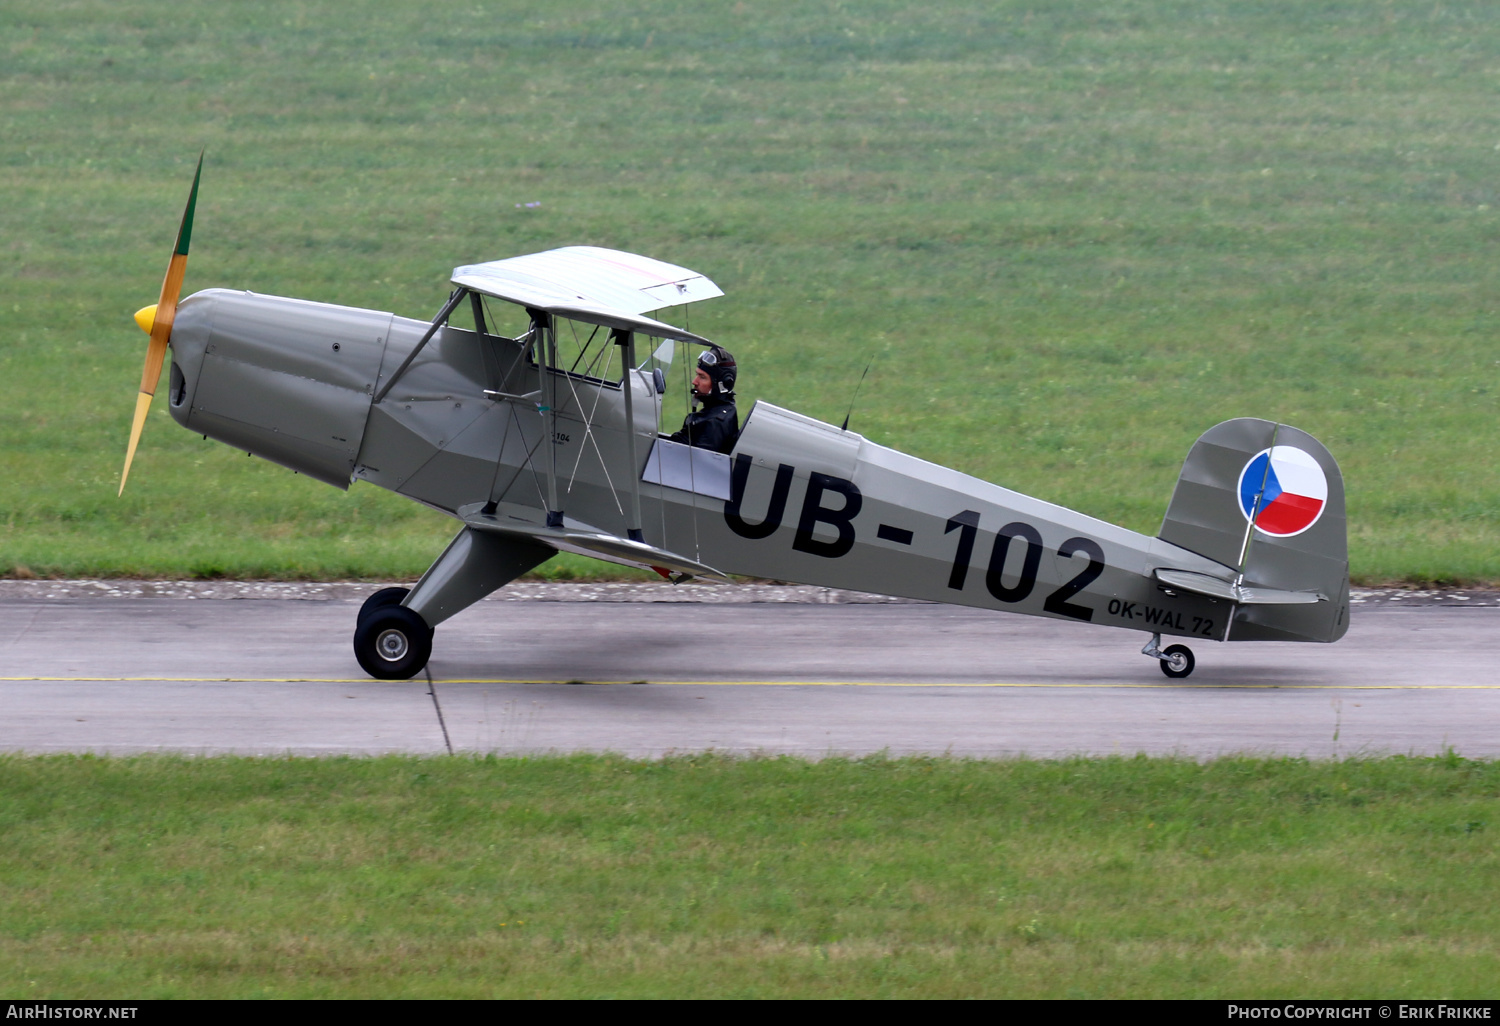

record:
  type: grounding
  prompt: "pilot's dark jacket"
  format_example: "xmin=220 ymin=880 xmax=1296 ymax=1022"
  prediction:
xmin=668 ymin=394 xmax=739 ymax=454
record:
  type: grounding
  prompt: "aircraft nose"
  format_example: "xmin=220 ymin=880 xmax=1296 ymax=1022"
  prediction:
xmin=134 ymin=304 xmax=158 ymax=335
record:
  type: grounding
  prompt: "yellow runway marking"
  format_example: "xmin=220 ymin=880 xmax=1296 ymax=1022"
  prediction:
xmin=3 ymin=677 xmax=1500 ymax=690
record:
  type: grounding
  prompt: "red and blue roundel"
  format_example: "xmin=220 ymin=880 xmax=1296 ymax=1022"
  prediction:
xmin=1238 ymin=446 xmax=1328 ymax=537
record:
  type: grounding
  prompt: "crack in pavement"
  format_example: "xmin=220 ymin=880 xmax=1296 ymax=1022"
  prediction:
xmin=426 ymin=668 xmax=453 ymax=755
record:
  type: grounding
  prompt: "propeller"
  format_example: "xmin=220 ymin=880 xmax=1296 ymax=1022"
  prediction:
xmin=119 ymin=152 xmax=203 ymax=496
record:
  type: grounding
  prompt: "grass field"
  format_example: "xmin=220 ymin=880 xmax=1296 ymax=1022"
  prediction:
xmin=0 ymin=753 xmax=1495 ymax=998
xmin=5 ymin=1 xmax=1500 ymax=581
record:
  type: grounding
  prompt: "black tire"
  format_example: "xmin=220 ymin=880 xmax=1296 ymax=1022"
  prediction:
xmin=353 ymin=605 xmax=433 ymax=680
xmin=1159 ymin=644 xmax=1195 ymax=679
xmin=358 ymin=586 xmax=410 ymax=624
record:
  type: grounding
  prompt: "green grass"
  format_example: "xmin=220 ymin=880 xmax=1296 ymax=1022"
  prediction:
xmin=0 ymin=753 xmax=1496 ymax=998
xmin=5 ymin=1 xmax=1500 ymax=581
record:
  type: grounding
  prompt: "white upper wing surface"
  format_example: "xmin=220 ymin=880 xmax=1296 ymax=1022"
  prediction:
xmin=452 ymin=246 xmax=723 ymax=342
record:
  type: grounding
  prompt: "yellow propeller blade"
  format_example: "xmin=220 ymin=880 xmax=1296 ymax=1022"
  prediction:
xmin=120 ymin=153 xmax=202 ymax=496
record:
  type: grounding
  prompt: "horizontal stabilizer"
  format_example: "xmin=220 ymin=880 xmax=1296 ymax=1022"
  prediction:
xmin=1154 ymin=569 xmax=1323 ymax=605
xmin=458 ymin=502 xmax=732 ymax=583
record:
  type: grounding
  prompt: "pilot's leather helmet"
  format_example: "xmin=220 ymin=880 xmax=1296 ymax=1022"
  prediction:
xmin=697 ymin=345 xmax=737 ymax=396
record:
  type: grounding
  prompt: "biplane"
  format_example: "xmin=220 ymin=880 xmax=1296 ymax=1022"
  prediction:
xmin=121 ymin=160 xmax=1350 ymax=680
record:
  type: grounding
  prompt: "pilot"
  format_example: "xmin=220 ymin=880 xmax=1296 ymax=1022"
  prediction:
xmin=668 ymin=345 xmax=739 ymax=454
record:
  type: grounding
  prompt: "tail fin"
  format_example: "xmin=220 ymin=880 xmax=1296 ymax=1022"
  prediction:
xmin=1160 ymin=418 xmax=1349 ymax=643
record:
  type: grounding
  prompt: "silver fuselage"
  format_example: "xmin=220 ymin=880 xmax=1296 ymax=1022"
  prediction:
xmin=165 ymin=288 xmax=1348 ymax=644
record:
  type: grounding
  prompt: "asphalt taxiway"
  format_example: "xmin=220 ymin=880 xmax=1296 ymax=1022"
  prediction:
xmin=2 ymin=581 xmax=1497 ymax=759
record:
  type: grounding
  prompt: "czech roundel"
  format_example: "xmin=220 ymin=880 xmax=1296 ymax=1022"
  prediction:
xmin=1238 ymin=446 xmax=1328 ymax=537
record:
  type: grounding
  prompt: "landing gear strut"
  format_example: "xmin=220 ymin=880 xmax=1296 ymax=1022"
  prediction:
xmin=1142 ymin=632 xmax=1195 ymax=679
xmin=349 ymin=528 xmax=552 ymax=680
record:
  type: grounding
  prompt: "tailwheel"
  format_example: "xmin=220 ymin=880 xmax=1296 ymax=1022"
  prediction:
xmin=1159 ymin=644 xmax=1195 ymax=679
xmin=1142 ymin=633 xmax=1196 ymax=679
xmin=353 ymin=604 xmax=433 ymax=680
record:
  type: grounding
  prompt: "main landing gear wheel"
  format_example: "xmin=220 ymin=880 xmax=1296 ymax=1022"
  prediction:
xmin=1159 ymin=644 xmax=1195 ymax=679
xmin=358 ymin=586 xmax=410 ymax=623
xmin=353 ymin=604 xmax=433 ymax=680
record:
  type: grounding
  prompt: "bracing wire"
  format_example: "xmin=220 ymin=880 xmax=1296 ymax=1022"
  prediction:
xmin=507 ymin=399 xmax=549 ymax=511
xmin=474 ymin=295 xmax=547 ymax=510
xmin=568 ymin=323 xmax=602 ymax=374
xmin=560 ymin=342 xmax=626 ymax=520
xmin=480 ymin=295 xmax=537 ymax=387
xmin=481 ymin=392 xmax=514 ymax=509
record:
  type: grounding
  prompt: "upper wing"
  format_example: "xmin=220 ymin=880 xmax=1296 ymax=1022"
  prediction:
xmin=452 ymin=246 xmax=722 ymax=343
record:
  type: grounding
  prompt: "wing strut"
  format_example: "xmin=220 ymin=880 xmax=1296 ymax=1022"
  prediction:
xmin=612 ymin=328 xmax=646 ymax=542
xmin=373 ymin=287 xmax=468 ymax=404
xmin=532 ymin=308 xmax=564 ymax=527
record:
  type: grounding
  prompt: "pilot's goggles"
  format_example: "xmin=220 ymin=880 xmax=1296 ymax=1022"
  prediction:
xmin=697 ymin=350 xmax=719 ymax=367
